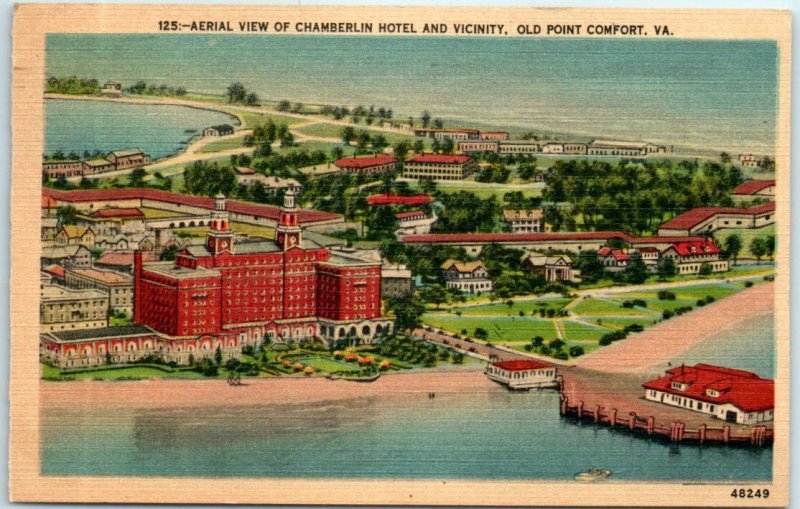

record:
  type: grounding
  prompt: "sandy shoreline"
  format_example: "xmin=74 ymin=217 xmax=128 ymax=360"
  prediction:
xmin=574 ymin=282 xmax=774 ymax=375
xmin=41 ymin=367 xmax=492 ymax=409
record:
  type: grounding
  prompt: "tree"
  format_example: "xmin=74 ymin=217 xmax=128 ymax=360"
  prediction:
xmin=245 ymin=92 xmax=259 ymax=106
xmin=386 ymin=296 xmax=425 ymax=331
xmin=56 ymin=205 xmax=79 ymax=226
xmin=421 ymin=110 xmax=431 ymax=128
xmin=473 ymin=328 xmax=489 ymax=340
xmin=214 ymin=345 xmax=223 ymax=364
xmin=624 ymin=252 xmax=648 ymax=284
xmin=433 ymin=118 xmax=444 ymax=129
xmin=723 ymin=234 xmax=742 ymax=264
xmin=129 ymin=167 xmax=147 ymax=187
xmin=764 ymin=234 xmax=775 ymax=261
xmin=226 ymin=82 xmax=247 ymax=103
xmin=656 ymin=256 xmax=677 ymax=281
xmin=750 ymin=237 xmax=767 ymax=263
xmin=420 ymin=284 xmax=449 ymax=309
xmin=341 ymin=126 xmax=356 ymax=145
xmin=277 ymin=100 xmax=291 ymax=111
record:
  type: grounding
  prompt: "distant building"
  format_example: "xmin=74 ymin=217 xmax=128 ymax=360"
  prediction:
xmin=643 ymin=364 xmax=774 ymax=425
xmin=563 ymin=143 xmax=588 ymax=155
xmin=730 ymin=179 xmax=775 ymax=203
xmin=395 ymin=209 xmax=437 ymax=236
xmin=597 ymin=247 xmax=630 ymax=272
xmin=40 ymin=284 xmax=109 ymax=333
xmin=81 ymin=158 xmax=116 ymax=174
xmin=441 ymin=259 xmax=492 ymax=295
xmin=403 ymin=154 xmax=477 ymax=181
xmin=498 ymin=141 xmax=539 ymax=154
xmin=334 ymin=154 xmax=398 ymax=175
xmin=658 ymin=203 xmax=775 ymax=236
xmin=522 ymin=253 xmax=579 ymax=283
xmin=414 ymin=128 xmax=480 ymax=140
xmin=737 ymin=153 xmax=772 ymax=169
xmin=380 ymin=264 xmax=414 ymax=299
xmin=203 ymin=124 xmax=235 ymax=136
xmin=485 ymin=359 xmax=558 ymax=390
xmin=41 ymin=245 xmax=92 ymax=268
xmin=234 ymin=168 xmax=302 ymax=194
xmin=42 ymin=264 xmax=66 ymax=285
xmin=54 ymin=225 xmax=96 ymax=248
xmin=43 ymin=160 xmax=83 ymax=178
xmin=367 ymin=193 xmax=432 ymax=207
xmin=101 ymin=81 xmax=123 ymax=97
xmin=458 ymin=140 xmax=500 ymax=154
xmin=541 ymin=142 xmax=564 ymax=154
xmin=65 ymin=267 xmax=135 ymax=315
xmin=79 ymin=207 xmax=147 ymax=237
xmin=503 ymin=209 xmax=545 ymax=233
xmin=95 ymin=251 xmax=157 ymax=274
xmin=479 ymin=132 xmax=510 ymax=140
xmin=588 ymin=139 xmax=666 ymax=156
xmin=661 ymin=240 xmax=729 ymax=275
xmin=106 ymin=149 xmax=150 ymax=171
xmin=637 ymin=247 xmax=661 ymax=272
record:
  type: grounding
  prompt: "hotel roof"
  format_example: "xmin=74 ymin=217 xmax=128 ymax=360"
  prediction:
xmin=43 ymin=188 xmax=340 ymax=225
xmin=731 ymin=179 xmax=775 ymax=195
xmin=664 ymin=240 xmax=721 ymax=257
xmin=68 ymin=267 xmax=132 ymax=285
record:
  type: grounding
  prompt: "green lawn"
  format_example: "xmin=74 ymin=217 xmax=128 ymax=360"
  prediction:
xmin=570 ymin=297 xmax=650 ymax=316
xmin=560 ymin=320 xmax=612 ymax=342
xmin=716 ymin=224 xmax=775 ymax=251
xmin=422 ymin=314 xmax=559 ymax=342
xmin=293 ymin=122 xmax=347 ymax=139
xmin=42 ymin=364 xmax=207 ymax=380
xmin=198 ymin=136 xmax=248 ymax=153
xmin=447 ymin=297 xmax=573 ymax=317
xmin=239 ymin=110 xmax=305 ymax=128
xmin=291 ymin=355 xmax=355 ymax=373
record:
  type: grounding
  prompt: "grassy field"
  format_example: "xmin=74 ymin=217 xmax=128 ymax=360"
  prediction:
xmin=198 ymin=136 xmax=248 ymax=154
xmin=447 ymin=297 xmax=573 ymax=317
xmin=422 ymin=314 xmax=560 ymax=342
xmin=41 ymin=363 xmax=207 ymax=380
xmin=715 ymin=224 xmax=775 ymax=254
xmin=238 ymin=110 xmax=305 ymax=128
xmin=560 ymin=320 xmax=612 ymax=342
xmin=432 ymin=183 xmax=543 ymax=201
xmin=570 ymin=297 xmax=651 ymax=316
xmin=293 ymin=121 xmax=347 ymax=139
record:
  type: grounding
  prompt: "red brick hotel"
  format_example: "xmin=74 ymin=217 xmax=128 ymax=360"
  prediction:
xmin=41 ymin=192 xmax=393 ymax=368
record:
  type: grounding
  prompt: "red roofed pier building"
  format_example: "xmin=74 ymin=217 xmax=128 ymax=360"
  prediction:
xmin=485 ymin=359 xmax=558 ymax=390
xmin=334 ymin=154 xmax=397 ymax=175
xmin=403 ymin=154 xmax=478 ymax=180
xmin=643 ymin=364 xmax=774 ymax=425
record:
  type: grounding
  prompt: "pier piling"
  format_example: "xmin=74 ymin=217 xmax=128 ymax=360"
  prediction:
xmin=628 ymin=412 xmax=636 ymax=431
xmin=593 ymin=405 xmax=601 ymax=423
xmin=646 ymin=416 xmax=654 ymax=435
xmin=699 ymin=424 xmax=706 ymax=444
xmin=577 ymin=400 xmax=584 ymax=419
xmin=723 ymin=425 xmax=730 ymax=443
xmin=610 ymin=408 xmax=617 ymax=428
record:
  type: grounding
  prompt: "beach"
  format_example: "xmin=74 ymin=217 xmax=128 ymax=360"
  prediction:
xmin=573 ymin=282 xmax=774 ymax=375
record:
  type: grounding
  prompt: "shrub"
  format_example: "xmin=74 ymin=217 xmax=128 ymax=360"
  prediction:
xmin=303 ymin=366 xmax=314 ymax=376
xmin=744 ymin=281 xmax=754 ymax=288
xmin=553 ymin=351 xmax=569 ymax=360
xmin=524 ymin=344 xmax=533 ymax=352
xmin=292 ymin=363 xmax=303 ymax=372
xmin=657 ymin=291 xmax=676 ymax=300
xmin=568 ymin=346 xmax=584 ymax=357
xmin=623 ymin=324 xmax=644 ymax=333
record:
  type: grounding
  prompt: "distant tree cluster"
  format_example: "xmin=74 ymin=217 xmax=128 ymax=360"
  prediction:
xmin=46 ymin=76 xmax=100 ymax=95
xmin=340 ymin=126 xmax=389 ymax=153
xmin=543 ymin=158 xmax=745 ymax=235
xmin=433 ymin=191 xmax=499 ymax=233
xmin=126 ymin=81 xmax=187 ymax=97
xmin=225 ymin=82 xmax=259 ymax=106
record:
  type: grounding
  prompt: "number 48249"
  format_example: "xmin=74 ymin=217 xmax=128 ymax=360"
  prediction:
xmin=731 ymin=488 xmax=768 ymax=499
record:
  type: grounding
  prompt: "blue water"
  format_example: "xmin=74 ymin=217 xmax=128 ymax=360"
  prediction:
xmin=45 ymin=99 xmax=238 ymax=159
xmin=41 ymin=385 xmax=771 ymax=481
xmin=45 ymin=35 xmax=778 ymax=153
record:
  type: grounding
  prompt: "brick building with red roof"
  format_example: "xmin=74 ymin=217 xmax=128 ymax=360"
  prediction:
xmin=658 ymin=202 xmax=775 ymax=236
xmin=403 ymin=154 xmax=478 ymax=180
xmin=334 ymin=154 xmax=397 ymax=175
xmin=661 ymin=239 xmax=729 ymax=275
xmin=731 ymin=179 xmax=775 ymax=202
xmin=643 ymin=364 xmax=774 ymax=425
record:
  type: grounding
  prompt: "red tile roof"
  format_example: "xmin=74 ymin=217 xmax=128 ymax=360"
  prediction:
xmin=492 ymin=359 xmax=552 ymax=371
xmin=43 ymin=264 xmax=65 ymax=278
xmin=367 ymin=193 xmax=432 ymax=206
xmin=407 ymin=154 xmax=472 ymax=164
xmin=598 ymin=248 xmax=630 ymax=261
xmin=731 ymin=179 xmax=775 ymax=195
xmin=334 ymin=154 xmax=397 ymax=169
xmin=395 ymin=210 xmax=426 ymax=220
xmin=42 ymin=195 xmax=57 ymax=209
xmin=91 ymin=208 xmax=145 ymax=219
xmin=659 ymin=203 xmax=775 ymax=231
xmin=402 ymin=231 xmax=706 ymax=246
xmin=643 ymin=364 xmax=774 ymax=413
xmin=42 ymin=188 xmax=340 ymax=225
xmin=665 ymin=240 xmax=721 ymax=257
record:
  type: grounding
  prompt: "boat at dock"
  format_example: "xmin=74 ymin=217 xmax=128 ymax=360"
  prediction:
xmin=574 ymin=468 xmax=612 ymax=482
xmin=484 ymin=359 xmax=558 ymax=390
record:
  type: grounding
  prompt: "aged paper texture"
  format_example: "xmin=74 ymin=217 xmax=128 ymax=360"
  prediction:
xmin=10 ymin=4 xmax=791 ymax=506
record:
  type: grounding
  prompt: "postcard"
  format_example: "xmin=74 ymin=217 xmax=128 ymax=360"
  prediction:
xmin=10 ymin=4 xmax=790 ymax=506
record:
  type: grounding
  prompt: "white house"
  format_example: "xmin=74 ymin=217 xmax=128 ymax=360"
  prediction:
xmin=485 ymin=359 xmax=558 ymax=390
xmin=441 ymin=259 xmax=493 ymax=295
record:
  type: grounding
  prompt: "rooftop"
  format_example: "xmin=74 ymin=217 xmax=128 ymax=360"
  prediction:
xmin=731 ymin=179 xmax=776 ymax=195
xmin=68 ymin=267 xmax=132 ymax=285
xmin=643 ymin=364 xmax=774 ymax=413
xmin=407 ymin=154 xmax=472 ymax=164
xmin=659 ymin=202 xmax=775 ymax=230
xmin=41 ymin=284 xmax=106 ymax=301
xmin=367 ymin=193 xmax=432 ymax=206
xmin=441 ymin=259 xmax=486 ymax=273
xmin=503 ymin=209 xmax=544 ymax=221
xmin=43 ymin=188 xmax=340 ymax=225
xmin=91 ymin=207 xmax=145 ymax=219
xmin=492 ymin=359 xmax=552 ymax=371
xmin=334 ymin=154 xmax=397 ymax=169
xmin=44 ymin=324 xmax=156 ymax=343
xmin=110 ymin=149 xmax=146 ymax=157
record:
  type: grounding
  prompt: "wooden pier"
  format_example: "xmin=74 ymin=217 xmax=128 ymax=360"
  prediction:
xmin=560 ymin=395 xmax=773 ymax=447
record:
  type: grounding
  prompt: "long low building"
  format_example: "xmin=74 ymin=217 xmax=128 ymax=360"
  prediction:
xmin=658 ymin=202 xmax=775 ymax=236
xmin=42 ymin=188 xmax=343 ymax=230
xmin=401 ymin=231 xmax=705 ymax=255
